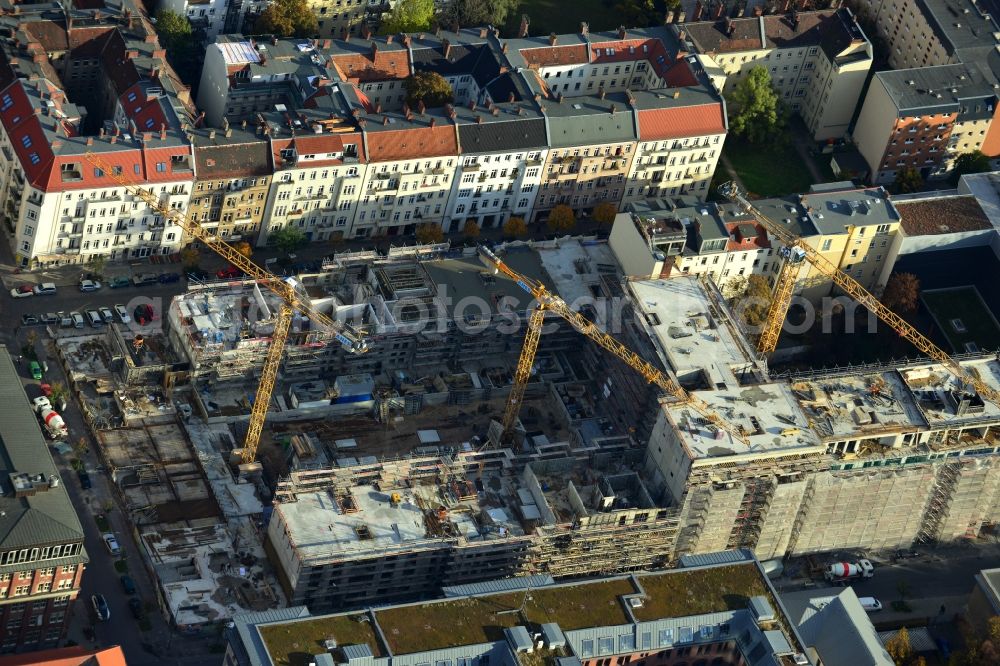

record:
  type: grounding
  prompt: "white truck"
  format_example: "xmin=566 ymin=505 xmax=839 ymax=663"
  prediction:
xmin=824 ymin=559 xmax=874 ymax=583
xmin=32 ymin=397 xmax=68 ymax=439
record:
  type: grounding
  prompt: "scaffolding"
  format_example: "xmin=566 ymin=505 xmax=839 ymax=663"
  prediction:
xmin=918 ymin=462 xmax=962 ymax=544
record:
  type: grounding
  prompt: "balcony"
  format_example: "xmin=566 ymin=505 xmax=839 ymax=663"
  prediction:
xmin=461 ymin=163 xmax=481 ymax=172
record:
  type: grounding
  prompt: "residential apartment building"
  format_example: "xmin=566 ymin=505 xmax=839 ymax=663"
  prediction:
xmin=612 ymin=183 xmax=902 ymax=298
xmin=0 ymin=350 xmax=88 ymax=653
xmin=190 ymin=126 xmax=273 ymax=243
xmin=226 ymin=555 xmax=813 ymax=666
xmin=0 ymin=3 xmax=198 ymax=268
xmin=853 ymin=66 xmax=1000 ymax=184
xmin=678 ymin=9 xmax=873 ymax=140
xmin=196 ymin=25 xmax=729 ymax=242
xmin=862 ymin=0 xmax=975 ymax=70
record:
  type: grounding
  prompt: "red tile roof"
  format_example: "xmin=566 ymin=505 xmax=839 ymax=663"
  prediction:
xmin=0 ymin=82 xmax=55 ymax=189
xmin=521 ymin=44 xmax=589 ymax=68
xmin=330 ymin=51 xmax=410 ymax=84
xmin=0 ymin=645 xmax=126 ymax=666
xmin=637 ymin=104 xmax=726 ymax=140
xmin=725 ymin=221 xmax=771 ymax=251
xmin=365 ymin=124 xmax=458 ymax=162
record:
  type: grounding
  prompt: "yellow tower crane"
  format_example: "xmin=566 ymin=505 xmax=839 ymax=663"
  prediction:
xmin=718 ymin=181 xmax=1000 ymax=406
xmin=476 ymin=246 xmax=749 ymax=446
xmin=83 ymin=151 xmax=369 ymax=470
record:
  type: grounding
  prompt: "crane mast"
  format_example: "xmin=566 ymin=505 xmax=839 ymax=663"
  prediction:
xmin=477 ymin=246 xmax=749 ymax=446
xmin=83 ymin=151 xmax=368 ymax=467
xmin=718 ymin=181 xmax=1000 ymax=406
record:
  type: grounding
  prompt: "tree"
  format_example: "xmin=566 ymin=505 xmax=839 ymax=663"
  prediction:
xmin=415 ymin=224 xmax=444 ymax=244
xmin=254 ymin=0 xmax=318 ymax=38
xmin=882 ymin=273 xmax=920 ymax=314
xmin=951 ymin=150 xmax=992 ymax=185
xmin=439 ymin=0 xmax=518 ymax=27
xmin=893 ymin=167 xmax=923 ymax=194
xmin=727 ymin=66 xmax=785 ymax=144
xmin=49 ymin=381 xmax=68 ymax=411
xmin=269 ymin=226 xmax=306 ymax=254
xmin=731 ymin=274 xmax=772 ymax=329
xmin=503 ymin=216 xmax=527 ymax=238
xmin=591 ymin=202 xmax=618 ymax=226
xmin=181 ymin=247 xmax=201 ymax=270
xmin=885 ymin=626 xmax=912 ymax=666
xmin=85 ymin=255 xmax=107 ymax=278
xmin=403 ymin=71 xmax=453 ymax=108
xmin=380 ymin=0 xmax=434 ymax=34
xmin=155 ymin=9 xmax=192 ymax=51
xmin=463 ymin=221 xmax=480 ymax=239
xmin=547 ymin=205 xmax=575 ymax=233
xmin=612 ymin=0 xmax=658 ymax=27
xmin=233 ymin=241 xmax=253 ymax=259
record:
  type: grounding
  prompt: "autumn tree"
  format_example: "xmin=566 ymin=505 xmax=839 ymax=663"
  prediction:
xmin=439 ymin=0 xmax=518 ymax=27
xmin=233 ymin=241 xmax=253 ymax=259
xmin=729 ymin=274 xmax=773 ymax=330
xmin=254 ymin=0 xmax=318 ymax=37
xmin=726 ymin=66 xmax=786 ymax=144
xmin=951 ymin=150 xmax=992 ymax=185
xmin=380 ymin=0 xmax=434 ymax=34
xmin=269 ymin=226 xmax=306 ymax=254
xmin=882 ymin=273 xmax=921 ymax=314
xmin=181 ymin=246 xmax=201 ymax=270
xmin=415 ymin=223 xmax=444 ymax=244
xmin=503 ymin=216 xmax=527 ymax=238
xmin=893 ymin=167 xmax=923 ymax=194
xmin=885 ymin=626 xmax=912 ymax=666
xmin=403 ymin=71 xmax=454 ymax=108
xmin=463 ymin=221 xmax=480 ymax=239
xmin=591 ymin=202 xmax=618 ymax=226
xmin=85 ymin=254 xmax=107 ymax=277
xmin=546 ymin=205 xmax=575 ymax=233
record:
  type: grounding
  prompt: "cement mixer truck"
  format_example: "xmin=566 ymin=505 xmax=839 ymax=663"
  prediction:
xmin=32 ymin=397 xmax=68 ymax=439
xmin=824 ymin=559 xmax=874 ymax=583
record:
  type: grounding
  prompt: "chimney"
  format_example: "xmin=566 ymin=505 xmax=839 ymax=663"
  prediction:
xmin=225 ymin=128 xmax=233 ymax=137
xmin=52 ymin=139 xmax=62 ymax=150
xmin=693 ymin=1 xmax=703 ymax=21
xmin=86 ymin=136 xmax=94 ymax=146
xmin=322 ymin=39 xmax=332 ymax=48
xmin=442 ymin=38 xmax=451 ymax=59
xmin=110 ymin=135 xmax=117 ymax=144
xmin=452 ymin=21 xmax=460 ymax=35
xmin=479 ymin=28 xmax=488 ymax=38
xmin=610 ymin=104 xmax=617 ymax=114
xmin=417 ymin=100 xmax=426 ymax=114
xmin=557 ymin=92 xmax=564 ymax=103
xmin=580 ymin=21 xmax=589 ymax=35
xmin=617 ymin=25 xmax=626 ymax=40
xmin=753 ymin=5 xmax=763 ymax=16
xmin=405 ymin=108 xmax=413 ymax=121
xmin=144 ymin=33 xmax=157 ymax=44
xmin=475 ymin=115 xmax=482 ymax=124
xmin=160 ymin=124 xmax=167 ymax=140
xmin=358 ymin=118 xmax=367 ymax=127
xmin=383 ymin=116 xmax=389 ymax=125
xmin=549 ymin=32 xmax=557 ymax=46
xmin=152 ymin=49 xmax=166 ymax=59
xmin=375 ymin=102 xmax=383 ymax=113
xmin=386 ymin=35 xmax=393 ymax=44
xmin=195 ymin=111 xmax=206 ymax=127
xmin=517 ymin=107 xmax=524 ymax=115
xmin=678 ymin=30 xmax=686 ymax=42
xmin=502 ymin=42 xmax=508 ymax=53
xmin=402 ymin=103 xmax=410 ymax=116
xmin=598 ymin=86 xmax=605 ymax=99
xmin=341 ymin=26 xmax=349 ymax=41
xmin=272 ymin=36 xmax=278 ymax=45
xmin=127 ymin=49 xmax=139 ymax=58
xmin=491 ymin=107 xmax=499 ymax=116
xmin=403 ymin=34 xmax=412 ymax=48
xmin=209 ymin=129 xmax=217 ymax=139
xmin=726 ymin=18 xmax=735 ymax=37
xmin=519 ymin=15 xmax=530 ymax=38
xmin=508 ymin=92 xmax=516 ymax=103
xmin=468 ymin=99 xmax=476 ymax=110
xmin=430 ymin=117 xmax=437 ymax=127
xmin=242 ymin=120 xmax=247 ymax=130
xmin=362 ymin=26 xmax=372 ymax=40
xmin=435 ymin=24 xmax=442 ymax=37
xmin=713 ymin=2 xmax=725 ymax=19
xmin=99 ymin=127 xmax=105 ymax=138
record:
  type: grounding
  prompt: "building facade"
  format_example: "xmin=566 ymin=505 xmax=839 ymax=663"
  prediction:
xmin=0 ymin=350 xmax=88 ymax=654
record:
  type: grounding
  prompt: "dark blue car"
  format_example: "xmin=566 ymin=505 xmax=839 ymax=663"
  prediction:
xmin=158 ymin=272 xmax=181 ymax=284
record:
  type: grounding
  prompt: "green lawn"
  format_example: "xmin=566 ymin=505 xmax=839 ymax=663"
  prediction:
xmin=505 ymin=0 xmax=623 ymax=36
xmin=723 ymin=138 xmax=816 ymax=198
xmin=922 ymin=287 xmax=1000 ymax=354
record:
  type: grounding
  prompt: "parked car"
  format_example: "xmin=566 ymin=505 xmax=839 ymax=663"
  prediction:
xmin=893 ymin=549 xmax=919 ymax=561
xmin=59 ymin=312 xmax=73 ymax=327
xmin=132 ymin=273 xmax=158 ymax=287
xmin=86 ymin=310 xmax=103 ymax=327
xmin=77 ymin=469 xmax=91 ymax=490
xmin=29 ymin=361 xmax=42 ymax=380
xmin=33 ymin=283 xmax=57 ymax=295
xmin=91 ymin=594 xmax=110 ymax=621
xmin=9 ymin=284 xmax=33 ymax=298
xmin=114 ymin=304 xmax=131 ymax=323
xmin=70 ymin=312 xmax=85 ymax=328
xmin=102 ymin=533 xmax=121 ymax=556
xmin=859 ymin=597 xmax=883 ymax=612
xmin=21 ymin=314 xmax=40 ymax=326
xmin=127 ymin=597 xmax=144 ymax=619
xmin=120 ymin=575 xmax=136 ymax=595
xmin=158 ymin=272 xmax=181 ymax=284
xmin=99 ymin=307 xmax=115 ymax=324
xmin=40 ymin=312 xmax=59 ymax=325
xmin=108 ymin=275 xmax=131 ymax=288
xmin=78 ymin=279 xmax=101 ymax=292
xmin=216 ymin=266 xmax=242 ymax=279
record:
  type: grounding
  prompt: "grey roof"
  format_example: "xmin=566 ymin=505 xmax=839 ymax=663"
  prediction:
xmin=678 ymin=548 xmax=754 ymax=568
xmin=781 ymin=587 xmax=893 ymax=666
xmin=192 ymin=126 xmax=272 ymax=179
xmin=544 ymin=92 xmax=638 ymax=147
xmin=541 ymin=623 xmax=566 ymax=648
xmin=442 ymin=574 xmax=555 ymax=597
xmin=753 ymin=185 xmax=899 ymax=237
xmin=456 ymin=115 xmax=547 ymax=153
xmin=920 ymin=0 xmax=998 ymax=55
xmin=504 ymin=626 xmax=533 ymax=652
xmin=228 ymin=606 xmax=313 ymax=666
xmin=749 ymin=596 xmax=776 ymax=622
xmin=875 ymin=65 xmax=996 ymax=115
xmin=0 ymin=349 xmax=86 ymax=551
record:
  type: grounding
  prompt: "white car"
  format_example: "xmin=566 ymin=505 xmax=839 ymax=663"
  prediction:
xmin=102 ymin=533 xmax=121 ymax=556
xmin=79 ymin=279 xmax=102 ymax=292
xmin=114 ymin=304 xmax=131 ymax=324
xmin=33 ymin=283 xmax=56 ymax=295
xmin=99 ymin=307 xmax=114 ymax=324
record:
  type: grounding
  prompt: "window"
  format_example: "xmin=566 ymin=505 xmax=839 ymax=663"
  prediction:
xmin=156 ymin=162 xmax=166 ymax=173
xmin=127 ymin=91 xmax=137 ymax=102
xmin=821 ymin=239 xmax=832 ymax=251
xmin=21 ymin=135 xmax=31 ymax=148
xmin=134 ymin=164 xmax=141 ymax=175
xmin=658 ymin=628 xmax=674 ymax=646
xmin=598 ymin=637 xmax=614 ymax=654
xmin=13 ymin=585 xmax=28 ymax=596
xmin=29 ymin=152 xmax=40 ymax=165
xmin=619 ymin=635 xmax=636 ymax=652
xmin=0 ymin=94 xmax=12 ymax=111
xmin=94 ymin=168 xmax=104 ymax=178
